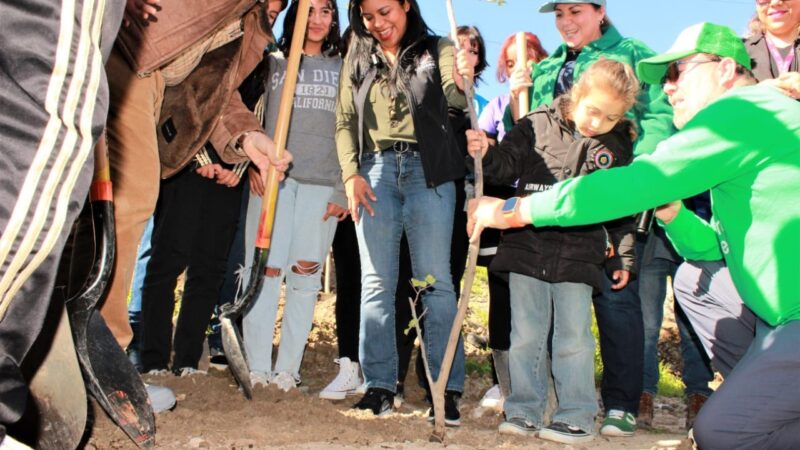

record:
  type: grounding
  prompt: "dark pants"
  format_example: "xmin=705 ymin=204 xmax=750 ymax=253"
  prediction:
xmin=0 ymin=0 xmax=122 ymax=441
xmin=208 ymin=175 xmax=250 ymax=352
xmin=675 ymin=261 xmax=800 ymax=449
xmin=487 ymin=271 xmax=511 ymax=351
xmin=140 ymin=166 xmax=242 ymax=371
xmin=594 ymin=271 xmax=644 ymax=415
xmin=331 ymin=216 xmax=361 ymax=362
xmin=640 ymin=254 xmax=713 ymax=396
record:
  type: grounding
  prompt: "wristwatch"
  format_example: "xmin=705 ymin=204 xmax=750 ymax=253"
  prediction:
xmin=502 ymin=197 xmax=526 ymax=228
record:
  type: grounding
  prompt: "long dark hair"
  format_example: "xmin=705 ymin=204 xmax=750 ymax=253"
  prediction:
xmin=346 ymin=0 xmax=432 ymax=91
xmin=278 ymin=0 xmax=344 ymax=57
xmin=457 ymin=25 xmax=487 ymax=85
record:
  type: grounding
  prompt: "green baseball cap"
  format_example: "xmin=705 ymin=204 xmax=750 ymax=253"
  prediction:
xmin=637 ymin=22 xmax=751 ymax=85
xmin=539 ymin=0 xmax=605 ymax=13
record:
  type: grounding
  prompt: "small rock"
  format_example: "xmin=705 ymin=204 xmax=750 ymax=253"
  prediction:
xmin=188 ymin=437 xmax=210 ymax=448
xmin=470 ymin=406 xmax=488 ymax=419
xmin=176 ymin=393 xmax=187 ymax=401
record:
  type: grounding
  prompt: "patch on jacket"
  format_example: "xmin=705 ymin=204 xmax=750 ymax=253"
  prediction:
xmin=591 ymin=147 xmax=614 ymax=170
xmin=523 ymin=183 xmax=553 ymax=193
xmin=416 ymin=51 xmax=436 ymax=74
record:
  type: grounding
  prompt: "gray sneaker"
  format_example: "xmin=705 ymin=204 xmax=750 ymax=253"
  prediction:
xmin=145 ymin=383 xmax=176 ymax=413
xmin=498 ymin=417 xmax=538 ymax=436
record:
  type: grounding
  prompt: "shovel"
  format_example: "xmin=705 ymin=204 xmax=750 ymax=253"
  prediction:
xmin=220 ymin=0 xmax=312 ymax=399
xmin=22 ymin=298 xmax=87 ymax=450
xmin=65 ymin=136 xmax=155 ymax=447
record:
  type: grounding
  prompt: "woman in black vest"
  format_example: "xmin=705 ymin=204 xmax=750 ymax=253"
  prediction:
xmin=335 ymin=0 xmax=472 ymax=424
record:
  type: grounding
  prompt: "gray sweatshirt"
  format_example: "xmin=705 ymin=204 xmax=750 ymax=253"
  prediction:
xmin=262 ymin=52 xmax=345 ymax=207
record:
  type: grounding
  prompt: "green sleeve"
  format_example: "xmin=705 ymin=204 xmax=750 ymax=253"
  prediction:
xmin=632 ymin=82 xmax=675 ymax=156
xmin=437 ymin=38 xmax=467 ymax=110
xmin=523 ymin=87 xmax=796 ymax=228
xmin=335 ymin=61 xmax=360 ymax=182
xmin=660 ymin=205 xmax=723 ymax=260
xmin=623 ymin=39 xmax=675 ymax=156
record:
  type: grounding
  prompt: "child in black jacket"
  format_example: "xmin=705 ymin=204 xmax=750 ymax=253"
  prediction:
xmin=466 ymin=59 xmax=640 ymax=444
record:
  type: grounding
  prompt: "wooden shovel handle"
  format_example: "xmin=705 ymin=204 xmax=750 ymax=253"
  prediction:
xmin=515 ymin=32 xmax=529 ymax=118
xmin=446 ymin=0 xmax=482 ymax=202
xmin=255 ymin=0 xmax=311 ymax=250
xmin=90 ymin=133 xmax=113 ymax=202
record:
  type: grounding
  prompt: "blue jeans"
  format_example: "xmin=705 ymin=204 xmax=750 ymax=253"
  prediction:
xmin=505 ymin=273 xmax=596 ymax=432
xmin=356 ymin=150 xmax=464 ymax=393
xmin=127 ymin=215 xmax=154 ymax=367
xmin=243 ymin=178 xmax=338 ymax=377
xmin=640 ymin=256 xmax=713 ymax=397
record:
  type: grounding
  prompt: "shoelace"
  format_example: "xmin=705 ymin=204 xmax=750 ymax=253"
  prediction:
xmin=607 ymin=410 xmax=626 ymax=420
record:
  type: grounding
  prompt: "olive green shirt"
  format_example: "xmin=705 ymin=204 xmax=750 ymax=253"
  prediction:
xmin=336 ymin=38 xmax=467 ymax=182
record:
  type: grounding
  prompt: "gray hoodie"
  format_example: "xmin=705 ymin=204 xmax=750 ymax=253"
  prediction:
xmin=262 ymin=51 xmax=345 ymax=206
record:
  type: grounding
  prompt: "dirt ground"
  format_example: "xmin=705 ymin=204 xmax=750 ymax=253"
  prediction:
xmin=85 ymin=291 xmax=693 ymax=450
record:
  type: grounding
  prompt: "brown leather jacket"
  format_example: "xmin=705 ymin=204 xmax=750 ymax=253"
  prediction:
xmin=116 ymin=0 xmax=256 ymax=74
xmin=158 ymin=3 xmax=272 ymax=175
xmin=119 ymin=1 xmax=272 ymax=176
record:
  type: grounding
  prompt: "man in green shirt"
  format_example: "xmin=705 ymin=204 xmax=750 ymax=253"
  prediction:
xmin=468 ymin=22 xmax=800 ymax=448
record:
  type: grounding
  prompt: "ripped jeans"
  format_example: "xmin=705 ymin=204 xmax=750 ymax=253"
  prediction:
xmin=243 ymin=178 xmax=338 ymax=377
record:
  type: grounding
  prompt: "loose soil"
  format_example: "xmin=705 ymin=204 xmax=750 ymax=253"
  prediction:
xmin=85 ymin=291 xmax=693 ymax=450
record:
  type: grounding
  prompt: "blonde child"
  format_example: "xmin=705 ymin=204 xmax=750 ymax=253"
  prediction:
xmin=466 ymin=59 xmax=640 ymax=444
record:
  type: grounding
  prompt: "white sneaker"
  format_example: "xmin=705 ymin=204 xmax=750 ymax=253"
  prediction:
xmin=250 ymin=371 xmax=271 ymax=388
xmin=145 ymin=383 xmax=176 ymax=413
xmin=173 ymin=367 xmax=207 ymax=377
xmin=0 ymin=434 xmax=33 ymax=450
xmin=479 ymin=384 xmax=504 ymax=410
xmin=319 ymin=357 xmax=363 ymax=400
xmin=354 ymin=381 xmax=367 ymax=395
xmin=145 ymin=368 xmax=170 ymax=376
xmin=272 ymin=371 xmax=300 ymax=392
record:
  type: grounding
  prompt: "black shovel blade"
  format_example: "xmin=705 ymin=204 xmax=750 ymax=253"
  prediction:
xmin=79 ymin=311 xmax=155 ymax=448
xmin=220 ymin=314 xmax=252 ymax=399
xmin=21 ymin=302 xmax=87 ymax=450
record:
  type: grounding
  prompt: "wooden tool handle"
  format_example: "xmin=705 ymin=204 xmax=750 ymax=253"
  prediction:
xmin=255 ymin=0 xmax=311 ymax=249
xmin=515 ymin=32 xmax=529 ymax=118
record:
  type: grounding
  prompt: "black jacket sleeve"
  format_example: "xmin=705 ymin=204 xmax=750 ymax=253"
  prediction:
xmin=479 ymin=117 xmax=536 ymax=186
xmin=588 ymin=121 xmax=638 ymax=277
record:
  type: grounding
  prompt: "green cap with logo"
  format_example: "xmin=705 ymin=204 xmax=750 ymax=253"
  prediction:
xmin=637 ymin=22 xmax=751 ymax=85
xmin=538 ymin=0 xmax=605 ymax=13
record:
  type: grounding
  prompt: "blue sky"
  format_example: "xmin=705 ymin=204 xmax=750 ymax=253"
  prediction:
xmin=275 ymin=0 xmax=757 ymax=101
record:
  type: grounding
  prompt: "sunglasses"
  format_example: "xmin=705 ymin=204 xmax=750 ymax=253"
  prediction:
xmin=662 ymin=58 xmax=721 ymax=84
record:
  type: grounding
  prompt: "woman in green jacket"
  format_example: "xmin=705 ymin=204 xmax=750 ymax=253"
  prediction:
xmin=505 ymin=1 xmax=673 ymax=156
xmin=501 ymin=0 xmax=674 ymax=438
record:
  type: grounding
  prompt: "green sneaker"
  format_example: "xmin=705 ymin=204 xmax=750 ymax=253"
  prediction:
xmin=600 ymin=409 xmax=636 ymax=437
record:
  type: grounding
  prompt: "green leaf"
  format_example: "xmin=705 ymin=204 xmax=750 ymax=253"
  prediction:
xmin=424 ymin=274 xmax=436 ymax=285
xmin=411 ymin=278 xmax=427 ymax=288
xmin=404 ymin=318 xmax=418 ymax=336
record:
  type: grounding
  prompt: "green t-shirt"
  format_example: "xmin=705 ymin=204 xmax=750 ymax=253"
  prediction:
xmin=523 ymin=84 xmax=800 ymax=326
